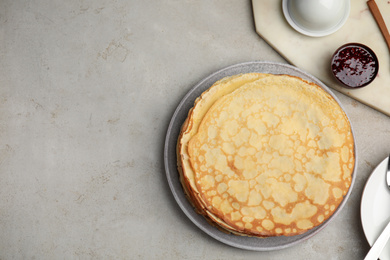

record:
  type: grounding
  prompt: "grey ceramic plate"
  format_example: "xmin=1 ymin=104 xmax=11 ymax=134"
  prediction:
xmin=164 ymin=61 xmax=357 ymax=251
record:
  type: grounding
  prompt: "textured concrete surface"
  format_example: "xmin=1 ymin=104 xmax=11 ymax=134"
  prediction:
xmin=0 ymin=0 xmax=389 ymax=259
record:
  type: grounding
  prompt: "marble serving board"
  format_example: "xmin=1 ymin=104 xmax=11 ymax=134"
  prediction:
xmin=252 ymin=0 xmax=390 ymax=116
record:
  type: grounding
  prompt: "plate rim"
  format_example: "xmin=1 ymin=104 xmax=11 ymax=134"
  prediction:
xmin=164 ymin=61 xmax=358 ymax=251
xmin=361 ymin=157 xmax=390 ymax=250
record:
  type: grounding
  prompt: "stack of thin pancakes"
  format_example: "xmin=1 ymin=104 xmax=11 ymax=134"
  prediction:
xmin=177 ymin=73 xmax=355 ymax=237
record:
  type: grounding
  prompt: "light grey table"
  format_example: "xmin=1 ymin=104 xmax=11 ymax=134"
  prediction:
xmin=1 ymin=1 xmax=389 ymax=259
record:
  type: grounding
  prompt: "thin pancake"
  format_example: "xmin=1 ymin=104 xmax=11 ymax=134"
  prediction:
xmin=178 ymin=73 xmax=354 ymax=237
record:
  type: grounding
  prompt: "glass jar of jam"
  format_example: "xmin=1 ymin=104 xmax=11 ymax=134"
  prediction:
xmin=331 ymin=43 xmax=378 ymax=88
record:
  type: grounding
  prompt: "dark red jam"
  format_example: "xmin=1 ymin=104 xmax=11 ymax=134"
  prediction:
xmin=331 ymin=43 xmax=378 ymax=88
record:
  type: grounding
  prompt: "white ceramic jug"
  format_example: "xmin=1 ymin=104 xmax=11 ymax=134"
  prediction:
xmin=282 ymin=0 xmax=351 ymax=37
